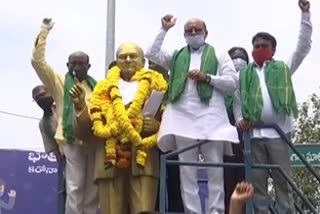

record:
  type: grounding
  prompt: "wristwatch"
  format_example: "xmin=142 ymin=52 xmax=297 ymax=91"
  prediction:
xmin=205 ymin=74 xmax=211 ymax=84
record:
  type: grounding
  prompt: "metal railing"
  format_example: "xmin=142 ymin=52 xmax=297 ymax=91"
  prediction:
xmin=159 ymin=124 xmax=320 ymax=214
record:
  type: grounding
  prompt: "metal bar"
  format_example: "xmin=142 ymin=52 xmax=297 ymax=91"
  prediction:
xmin=159 ymin=154 xmax=167 ymax=213
xmin=251 ymin=163 xmax=317 ymax=214
xmin=105 ymin=0 xmax=116 ymax=75
xmin=243 ymin=130 xmax=254 ymax=214
xmin=165 ymin=140 xmax=208 ymax=159
xmin=294 ymin=202 xmax=305 ymax=214
xmin=276 ymin=166 xmax=318 ymax=214
xmin=269 ymin=205 xmax=280 ymax=214
xmin=167 ymin=160 xmax=244 ymax=168
xmin=253 ymin=124 xmax=320 ymax=184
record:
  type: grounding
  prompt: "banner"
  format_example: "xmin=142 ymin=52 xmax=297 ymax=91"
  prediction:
xmin=290 ymin=144 xmax=320 ymax=167
xmin=0 ymin=149 xmax=58 ymax=214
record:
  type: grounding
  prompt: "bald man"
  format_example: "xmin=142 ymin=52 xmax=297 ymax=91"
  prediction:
xmin=31 ymin=18 xmax=98 ymax=214
xmin=146 ymin=15 xmax=239 ymax=214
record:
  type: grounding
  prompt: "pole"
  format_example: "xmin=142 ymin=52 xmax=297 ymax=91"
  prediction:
xmin=105 ymin=0 xmax=116 ymax=76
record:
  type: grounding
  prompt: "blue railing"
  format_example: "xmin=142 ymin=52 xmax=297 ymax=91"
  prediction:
xmin=159 ymin=124 xmax=320 ymax=213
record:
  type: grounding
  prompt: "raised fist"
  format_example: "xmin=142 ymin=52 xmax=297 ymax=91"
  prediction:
xmin=161 ymin=14 xmax=176 ymax=31
xmin=41 ymin=18 xmax=54 ymax=31
xmin=299 ymin=0 xmax=310 ymax=13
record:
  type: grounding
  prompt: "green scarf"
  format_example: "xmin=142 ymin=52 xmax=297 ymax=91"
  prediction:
xmin=166 ymin=44 xmax=218 ymax=103
xmin=240 ymin=60 xmax=298 ymax=122
xmin=63 ymin=73 xmax=97 ymax=143
xmin=43 ymin=114 xmax=56 ymax=141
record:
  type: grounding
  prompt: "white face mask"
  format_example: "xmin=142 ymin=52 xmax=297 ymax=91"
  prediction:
xmin=185 ymin=33 xmax=205 ymax=50
xmin=232 ymin=58 xmax=247 ymax=72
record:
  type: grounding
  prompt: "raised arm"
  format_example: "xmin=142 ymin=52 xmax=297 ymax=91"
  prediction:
xmin=31 ymin=18 xmax=63 ymax=98
xmin=145 ymin=15 xmax=176 ymax=70
xmin=287 ymin=0 xmax=312 ymax=74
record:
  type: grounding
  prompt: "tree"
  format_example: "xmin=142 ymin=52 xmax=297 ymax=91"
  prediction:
xmin=292 ymin=93 xmax=320 ymax=212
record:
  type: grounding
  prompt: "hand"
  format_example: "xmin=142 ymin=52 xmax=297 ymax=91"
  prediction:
xmin=188 ymin=69 xmax=207 ymax=82
xmin=299 ymin=0 xmax=310 ymax=12
xmin=141 ymin=116 xmax=160 ymax=137
xmin=41 ymin=18 xmax=54 ymax=31
xmin=69 ymin=77 xmax=86 ymax=111
xmin=236 ymin=119 xmax=251 ymax=131
xmin=161 ymin=14 xmax=176 ymax=31
xmin=8 ymin=190 xmax=16 ymax=198
xmin=231 ymin=182 xmax=254 ymax=204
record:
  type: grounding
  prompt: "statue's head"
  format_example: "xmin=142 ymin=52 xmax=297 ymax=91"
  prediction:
xmin=116 ymin=42 xmax=145 ymax=80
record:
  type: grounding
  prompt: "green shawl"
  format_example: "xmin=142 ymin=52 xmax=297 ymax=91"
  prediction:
xmin=43 ymin=114 xmax=56 ymax=141
xmin=240 ymin=60 xmax=298 ymax=122
xmin=63 ymin=73 xmax=97 ymax=143
xmin=167 ymin=44 xmax=218 ymax=103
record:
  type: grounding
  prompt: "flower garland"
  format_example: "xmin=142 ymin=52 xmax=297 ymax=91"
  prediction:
xmin=89 ymin=66 xmax=167 ymax=169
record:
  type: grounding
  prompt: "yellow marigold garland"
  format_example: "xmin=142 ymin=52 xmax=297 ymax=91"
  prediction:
xmin=89 ymin=66 xmax=167 ymax=168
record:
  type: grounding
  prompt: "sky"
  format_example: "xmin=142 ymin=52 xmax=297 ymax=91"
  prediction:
xmin=1 ymin=0 xmax=320 ymax=151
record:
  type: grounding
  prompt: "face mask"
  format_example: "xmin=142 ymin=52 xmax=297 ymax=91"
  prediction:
xmin=252 ymin=48 xmax=273 ymax=66
xmin=69 ymin=64 xmax=88 ymax=81
xmin=37 ymin=97 xmax=54 ymax=112
xmin=232 ymin=58 xmax=247 ymax=72
xmin=185 ymin=33 xmax=205 ymax=50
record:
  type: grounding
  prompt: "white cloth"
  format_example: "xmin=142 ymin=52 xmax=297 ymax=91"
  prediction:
xmin=234 ymin=12 xmax=312 ymax=139
xmin=145 ymin=29 xmax=239 ymax=152
xmin=176 ymin=136 xmax=225 ymax=214
xmin=63 ymin=143 xmax=98 ymax=214
xmin=118 ymin=79 xmax=139 ymax=105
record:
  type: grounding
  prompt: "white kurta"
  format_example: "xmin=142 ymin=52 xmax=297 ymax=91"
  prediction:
xmin=233 ymin=12 xmax=312 ymax=139
xmin=145 ymin=29 xmax=239 ymax=152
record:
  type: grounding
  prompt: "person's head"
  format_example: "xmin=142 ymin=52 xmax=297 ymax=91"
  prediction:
xmin=32 ymin=85 xmax=54 ymax=113
xmin=67 ymin=51 xmax=91 ymax=81
xmin=251 ymin=32 xmax=277 ymax=66
xmin=116 ymin=42 xmax=145 ymax=80
xmin=228 ymin=47 xmax=249 ymax=72
xmin=0 ymin=178 xmax=5 ymax=197
xmin=149 ymin=60 xmax=169 ymax=81
xmin=184 ymin=18 xmax=208 ymax=50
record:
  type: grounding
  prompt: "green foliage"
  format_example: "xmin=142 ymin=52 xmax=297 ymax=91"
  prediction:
xmin=292 ymin=93 xmax=320 ymax=212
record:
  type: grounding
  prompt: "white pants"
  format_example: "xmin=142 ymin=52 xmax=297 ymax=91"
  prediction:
xmin=175 ymin=136 xmax=225 ymax=214
xmin=63 ymin=143 xmax=98 ymax=214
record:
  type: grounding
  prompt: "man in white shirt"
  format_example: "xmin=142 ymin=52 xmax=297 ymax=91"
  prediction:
xmin=146 ymin=15 xmax=239 ymax=214
xmin=235 ymin=1 xmax=312 ymax=213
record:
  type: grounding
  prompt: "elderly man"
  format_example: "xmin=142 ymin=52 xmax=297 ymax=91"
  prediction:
xmin=31 ymin=18 xmax=98 ymax=214
xmin=70 ymin=42 xmax=167 ymax=214
xmin=235 ymin=1 xmax=312 ymax=213
xmin=146 ymin=15 xmax=239 ymax=214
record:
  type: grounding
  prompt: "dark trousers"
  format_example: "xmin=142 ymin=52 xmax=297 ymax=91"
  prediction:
xmin=224 ymin=135 xmax=245 ymax=214
xmin=156 ymin=155 xmax=184 ymax=212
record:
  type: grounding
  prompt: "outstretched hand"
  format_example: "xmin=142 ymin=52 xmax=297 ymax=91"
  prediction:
xmin=69 ymin=77 xmax=86 ymax=111
xmin=8 ymin=190 xmax=16 ymax=198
